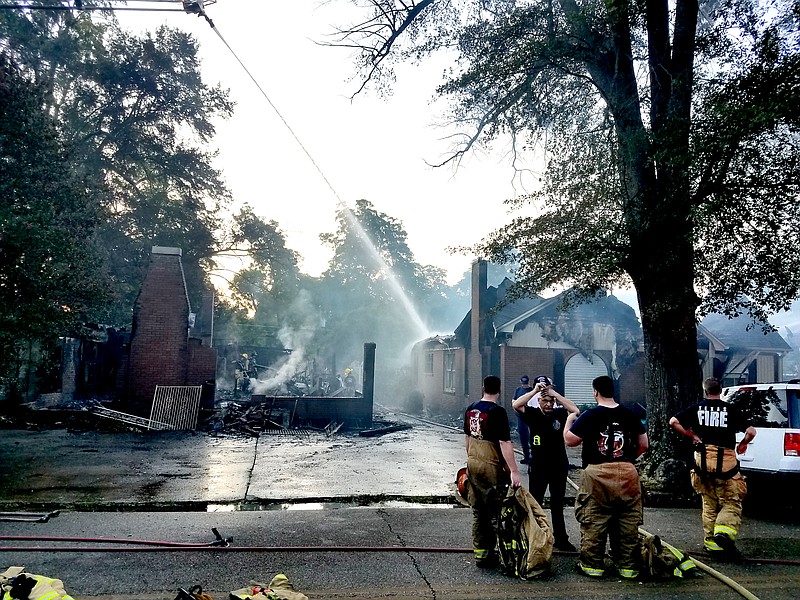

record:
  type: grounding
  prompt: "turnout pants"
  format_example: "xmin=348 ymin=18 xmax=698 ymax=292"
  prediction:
xmin=575 ymin=462 xmax=643 ymax=577
xmin=690 ymin=471 xmax=747 ymax=546
xmin=467 ymin=438 xmax=509 ymax=563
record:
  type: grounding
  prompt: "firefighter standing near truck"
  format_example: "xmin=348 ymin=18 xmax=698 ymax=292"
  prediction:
xmin=669 ymin=377 xmax=756 ymax=558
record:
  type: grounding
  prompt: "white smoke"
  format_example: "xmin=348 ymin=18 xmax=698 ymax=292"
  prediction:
xmin=250 ymin=290 xmax=319 ymax=395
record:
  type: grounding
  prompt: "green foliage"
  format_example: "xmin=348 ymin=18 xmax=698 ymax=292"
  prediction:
xmin=0 ymin=8 xmax=234 ymax=325
xmin=333 ymin=0 xmax=800 ymax=473
xmin=0 ymin=55 xmax=109 ymax=391
xmin=316 ymin=199 xmax=452 ymax=367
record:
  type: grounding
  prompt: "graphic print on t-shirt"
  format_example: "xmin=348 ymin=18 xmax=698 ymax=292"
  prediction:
xmin=696 ymin=405 xmax=728 ymax=428
xmin=597 ymin=423 xmax=625 ymax=459
xmin=468 ymin=410 xmax=487 ymax=439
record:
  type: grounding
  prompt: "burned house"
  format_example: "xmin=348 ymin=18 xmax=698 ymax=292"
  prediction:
xmin=698 ymin=312 xmax=791 ymax=387
xmin=411 ymin=259 xmax=645 ymax=417
xmin=411 ymin=259 xmax=790 ymax=418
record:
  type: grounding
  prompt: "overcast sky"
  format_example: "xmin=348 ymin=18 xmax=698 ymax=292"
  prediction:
xmin=117 ymin=0 xmax=541 ymax=286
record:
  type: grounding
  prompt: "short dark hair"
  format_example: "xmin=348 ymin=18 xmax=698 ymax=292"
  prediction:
xmin=703 ymin=377 xmax=722 ymax=396
xmin=592 ymin=375 xmax=615 ymax=398
xmin=483 ymin=375 xmax=501 ymax=395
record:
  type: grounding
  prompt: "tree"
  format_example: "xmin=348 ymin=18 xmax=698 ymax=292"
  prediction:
xmin=0 ymin=54 xmax=109 ymax=396
xmin=0 ymin=7 xmax=233 ymax=324
xmin=216 ymin=205 xmax=308 ymax=348
xmin=317 ymin=199 xmax=451 ymax=374
xmin=332 ymin=0 xmax=800 ymax=470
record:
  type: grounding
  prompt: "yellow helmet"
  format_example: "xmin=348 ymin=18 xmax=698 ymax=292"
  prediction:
xmin=242 ymin=353 xmax=248 ymax=358
xmin=344 ymin=368 xmax=352 ymax=375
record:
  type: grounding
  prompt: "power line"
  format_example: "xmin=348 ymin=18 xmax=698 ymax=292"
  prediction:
xmin=0 ymin=1 xmax=212 ymax=11
xmin=0 ymin=4 xmax=185 ymax=11
xmin=196 ymin=11 xmax=347 ymax=209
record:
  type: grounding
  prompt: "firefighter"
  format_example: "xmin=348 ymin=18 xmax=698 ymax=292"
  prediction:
xmin=564 ymin=375 xmax=648 ymax=579
xmin=513 ymin=377 xmax=580 ymax=551
xmin=669 ymin=377 xmax=756 ymax=557
xmin=343 ymin=367 xmax=356 ymax=393
xmin=463 ymin=375 xmax=522 ymax=568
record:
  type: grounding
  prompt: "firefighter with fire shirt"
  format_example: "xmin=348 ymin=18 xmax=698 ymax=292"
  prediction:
xmin=463 ymin=375 xmax=522 ymax=568
xmin=669 ymin=377 xmax=756 ymax=557
xmin=564 ymin=375 xmax=648 ymax=579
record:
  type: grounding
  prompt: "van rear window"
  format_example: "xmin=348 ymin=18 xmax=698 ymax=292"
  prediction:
xmin=789 ymin=390 xmax=800 ymax=429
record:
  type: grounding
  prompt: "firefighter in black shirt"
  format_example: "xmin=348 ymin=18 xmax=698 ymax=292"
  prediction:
xmin=670 ymin=377 xmax=756 ymax=557
xmin=513 ymin=379 xmax=580 ymax=551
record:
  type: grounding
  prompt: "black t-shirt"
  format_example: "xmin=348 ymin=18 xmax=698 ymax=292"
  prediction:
xmin=464 ymin=400 xmax=511 ymax=443
xmin=674 ymin=398 xmax=749 ymax=449
xmin=570 ymin=405 xmax=645 ymax=466
xmin=519 ymin=406 xmax=569 ymax=463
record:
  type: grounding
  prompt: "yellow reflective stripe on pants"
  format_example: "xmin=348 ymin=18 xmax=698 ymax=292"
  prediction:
xmin=474 ymin=548 xmax=491 ymax=559
xmin=704 ymin=537 xmax=723 ymax=551
xmin=578 ymin=562 xmax=605 ymax=577
xmin=714 ymin=524 xmax=737 ymax=539
xmin=36 ymin=592 xmax=60 ymax=600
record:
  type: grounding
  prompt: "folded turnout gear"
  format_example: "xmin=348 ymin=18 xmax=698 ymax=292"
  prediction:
xmin=638 ymin=533 xmax=697 ymax=579
xmin=229 ymin=574 xmax=308 ymax=600
xmin=496 ymin=486 xmax=554 ymax=579
xmin=1 ymin=566 xmax=75 ymax=600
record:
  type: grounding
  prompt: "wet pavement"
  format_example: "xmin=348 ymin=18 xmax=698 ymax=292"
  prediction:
xmin=1 ymin=411 xmax=799 ymax=599
xmin=0 ymin=413 xmax=466 ymax=509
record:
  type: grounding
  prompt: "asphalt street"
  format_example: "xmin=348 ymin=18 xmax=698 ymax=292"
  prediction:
xmin=1 ymin=411 xmax=799 ymax=599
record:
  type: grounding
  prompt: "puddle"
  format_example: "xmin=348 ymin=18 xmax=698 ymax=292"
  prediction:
xmin=207 ymin=499 xmax=460 ymax=512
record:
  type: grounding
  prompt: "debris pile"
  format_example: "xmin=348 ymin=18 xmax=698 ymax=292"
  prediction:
xmin=200 ymin=401 xmax=302 ymax=436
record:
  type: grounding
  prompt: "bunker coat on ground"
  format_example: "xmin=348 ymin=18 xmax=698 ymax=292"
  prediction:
xmin=0 ymin=567 xmax=75 ymax=600
xmin=497 ymin=485 xmax=554 ymax=579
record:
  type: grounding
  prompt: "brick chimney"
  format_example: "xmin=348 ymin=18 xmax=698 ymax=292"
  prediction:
xmin=468 ymin=258 xmax=488 ymax=401
xmin=126 ymin=247 xmax=192 ymax=416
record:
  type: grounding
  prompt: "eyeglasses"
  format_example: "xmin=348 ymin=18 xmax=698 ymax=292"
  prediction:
xmin=539 ymin=397 xmax=555 ymax=404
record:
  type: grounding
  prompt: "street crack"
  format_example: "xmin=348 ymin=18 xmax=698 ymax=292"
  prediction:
xmin=377 ymin=507 xmax=437 ymax=600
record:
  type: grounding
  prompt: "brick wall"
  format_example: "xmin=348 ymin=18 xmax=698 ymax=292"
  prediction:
xmin=126 ymin=247 xmax=191 ymax=416
xmin=187 ymin=338 xmax=217 ymax=386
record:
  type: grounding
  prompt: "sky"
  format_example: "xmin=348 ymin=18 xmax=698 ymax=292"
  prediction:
xmin=116 ymin=0 xmax=541 ymax=287
xmin=112 ymin=1 xmax=800 ymax=338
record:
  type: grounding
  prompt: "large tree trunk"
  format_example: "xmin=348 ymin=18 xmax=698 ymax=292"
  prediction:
xmin=634 ymin=267 xmax=702 ymax=476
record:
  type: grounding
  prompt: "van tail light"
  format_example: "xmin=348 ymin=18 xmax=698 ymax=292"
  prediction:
xmin=786 ymin=433 xmax=800 ymax=457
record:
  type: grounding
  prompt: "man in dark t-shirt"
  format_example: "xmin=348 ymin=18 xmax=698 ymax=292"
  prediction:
xmin=564 ymin=376 xmax=648 ymax=579
xmin=512 ymin=375 xmax=533 ymax=465
xmin=463 ymin=375 xmax=522 ymax=568
xmin=670 ymin=377 xmax=756 ymax=556
xmin=513 ymin=380 xmax=580 ymax=551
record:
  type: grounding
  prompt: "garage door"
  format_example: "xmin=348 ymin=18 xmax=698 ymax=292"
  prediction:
xmin=564 ymin=353 xmax=609 ymax=404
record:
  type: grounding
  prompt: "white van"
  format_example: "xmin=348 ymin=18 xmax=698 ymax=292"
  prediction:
xmin=720 ymin=382 xmax=800 ymax=482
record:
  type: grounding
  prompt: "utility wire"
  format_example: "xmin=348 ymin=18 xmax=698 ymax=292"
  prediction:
xmin=196 ymin=11 xmax=347 ymax=208
xmin=0 ymin=4 xmax=185 ymax=10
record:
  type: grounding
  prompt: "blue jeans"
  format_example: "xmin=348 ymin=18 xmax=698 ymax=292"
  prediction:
xmin=516 ymin=413 xmax=530 ymax=461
